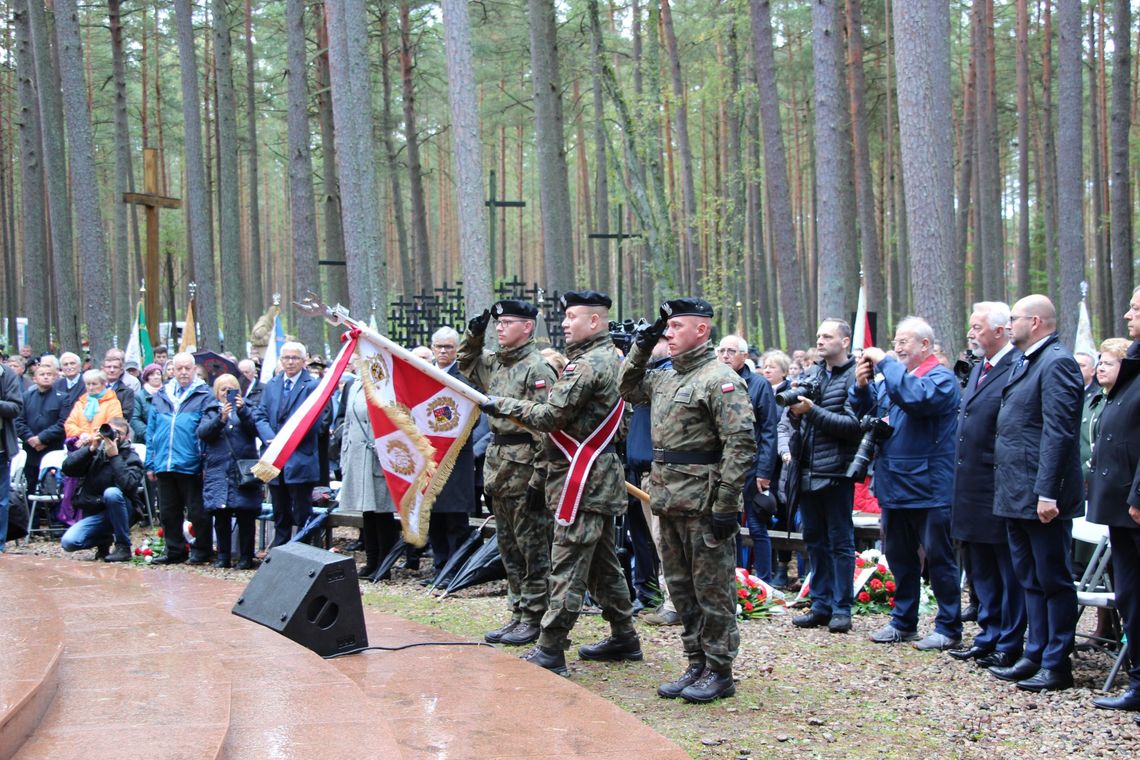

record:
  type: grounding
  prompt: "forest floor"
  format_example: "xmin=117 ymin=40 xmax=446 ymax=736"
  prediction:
xmin=12 ymin=527 xmax=1139 ymax=759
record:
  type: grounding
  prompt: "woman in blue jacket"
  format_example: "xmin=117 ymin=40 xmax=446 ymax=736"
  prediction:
xmin=198 ymin=374 xmax=264 ymax=569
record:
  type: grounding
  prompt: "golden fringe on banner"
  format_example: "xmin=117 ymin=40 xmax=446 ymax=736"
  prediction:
xmin=251 ymin=461 xmax=280 ymax=483
xmin=401 ymin=406 xmax=479 ymax=546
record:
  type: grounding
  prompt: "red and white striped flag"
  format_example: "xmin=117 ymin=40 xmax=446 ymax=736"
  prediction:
xmin=356 ymin=334 xmax=486 ymax=547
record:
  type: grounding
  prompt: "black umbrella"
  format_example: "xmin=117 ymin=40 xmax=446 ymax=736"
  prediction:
xmin=193 ymin=350 xmax=239 ymax=386
xmin=426 ymin=522 xmax=486 ymax=591
xmin=367 ymin=537 xmax=408 ymax=583
xmin=441 ymin=533 xmax=506 ymax=596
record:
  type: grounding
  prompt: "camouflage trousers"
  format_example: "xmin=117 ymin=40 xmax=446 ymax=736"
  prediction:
xmin=494 ymin=490 xmax=553 ymax=624
xmin=658 ymin=513 xmax=740 ymax=672
xmin=538 ymin=511 xmax=635 ymax=650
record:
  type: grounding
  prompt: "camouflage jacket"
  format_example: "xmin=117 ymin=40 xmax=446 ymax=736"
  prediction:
xmin=619 ymin=341 xmax=756 ymax=517
xmin=491 ymin=331 xmax=626 ymax=516
xmin=458 ymin=332 xmax=556 ymax=497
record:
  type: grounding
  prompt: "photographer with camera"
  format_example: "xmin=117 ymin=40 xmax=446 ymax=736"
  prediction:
xmin=784 ymin=319 xmax=863 ymax=634
xmin=851 ymin=316 xmax=963 ymax=650
xmin=59 ymin=418 xmax=142 ymax=562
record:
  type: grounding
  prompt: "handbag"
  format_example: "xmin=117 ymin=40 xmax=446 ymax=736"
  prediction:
xmin=221 ymin=415 xmax=263 ymax=489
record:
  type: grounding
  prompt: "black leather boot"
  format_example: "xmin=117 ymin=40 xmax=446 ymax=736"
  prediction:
xmin=577 ymin=631 xmax=643 ymax=662
xmin=680 ymin=668 xmax=736 ymax=703
xmin=484 ymin=619 xmax=521 ymax=643
xmin=657 ymin=662 xmax=706 ymax=699
xmin=520 ymin=645 xmax=568 ymax=676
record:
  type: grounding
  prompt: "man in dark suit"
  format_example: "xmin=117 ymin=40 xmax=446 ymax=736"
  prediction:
xmin=947 ymin=302 xmax=1026 ymax=668
xmin=15 ymin=360 xmax=68 ymax=495
xmin=989 ymin=295 xmax=1084 ymax=692
xmin=252 ymin=341 xmax=326 ymax=546
xmin=54 ymin=352 xmax=85 ymax=409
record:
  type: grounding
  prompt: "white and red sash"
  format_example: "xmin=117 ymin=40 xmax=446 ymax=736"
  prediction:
xmin=548 ymin=399 xmax=625 ymax=526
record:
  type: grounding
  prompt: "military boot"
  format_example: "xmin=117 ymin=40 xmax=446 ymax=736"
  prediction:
xmin=657 ymin=661 xmax=706 ymax=699
xmin=680 ymin=668 xmax=736 ymax=704
xmin=484 ymin=618 xmax=520 ymax=644
xmin=500 ymin=622 xmax=541 ymax=646
xmin=577 ymin=631 xmax=643 ymax=662
xmin=520 ymin=645 xmax=568 ymax=677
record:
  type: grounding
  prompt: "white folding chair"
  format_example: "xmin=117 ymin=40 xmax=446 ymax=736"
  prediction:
xmin=27 ymin=449 xmax=68 ymax=537
xmin=132 ymin=443 xmax=157 ymax=526
xmin=1072 ymin=517 xmax=1128 ymax=691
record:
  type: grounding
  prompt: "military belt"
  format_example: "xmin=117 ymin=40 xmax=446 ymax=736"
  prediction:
xmin=651 ymin=448 xmax=720 ymax=465
xmin=491 ymin=433 xmax=532 ymax=446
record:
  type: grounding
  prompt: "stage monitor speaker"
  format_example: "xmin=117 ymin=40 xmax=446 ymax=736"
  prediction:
xmin=232 ymin=542 xmax=368 ymax=657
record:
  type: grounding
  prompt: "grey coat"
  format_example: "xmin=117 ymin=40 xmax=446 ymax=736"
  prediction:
xmin=336 ymin=382 xmax=394 ymax=514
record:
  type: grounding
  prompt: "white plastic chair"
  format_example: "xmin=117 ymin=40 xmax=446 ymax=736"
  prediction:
xmin=27 ymin=449 xmax=68 ymax=537
xmin=1072 ymin=517 xmax=1127 ymax=691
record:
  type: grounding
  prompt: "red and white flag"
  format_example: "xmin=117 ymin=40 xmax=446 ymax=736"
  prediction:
xmin=356 ymin=334 xmax=486 ymax=546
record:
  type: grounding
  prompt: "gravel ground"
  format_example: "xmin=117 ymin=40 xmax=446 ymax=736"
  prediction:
xmin=11 ymin=527 xmax=1140 ymax=759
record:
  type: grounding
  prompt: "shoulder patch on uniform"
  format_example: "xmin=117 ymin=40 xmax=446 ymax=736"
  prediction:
xmin=721 ymin=382 xmax=735 ymax=393
xmin=562 ymin=363 xmax=577 ymax=375
xmin=534 ymin=379 xmax=547 ymax=389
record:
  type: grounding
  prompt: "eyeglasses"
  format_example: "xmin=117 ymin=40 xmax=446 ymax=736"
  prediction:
xmin=1009 ymin=315 xmax=1034 ymax=322
xmin=432 ymin=344 xmax=457 ymax=351
xmin=495 ymin=318 xmax=530 ymax=326
xmin=715 ymin=348 xmax=738 ymax=355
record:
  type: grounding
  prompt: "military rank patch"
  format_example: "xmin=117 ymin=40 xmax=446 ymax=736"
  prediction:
xmin=720 ymin=382 xmax=736 ymax=393
xmin=563 ymin=364 xmax=577 ymax=375
xmin=534 ymin=379 xmax=547 ymax=389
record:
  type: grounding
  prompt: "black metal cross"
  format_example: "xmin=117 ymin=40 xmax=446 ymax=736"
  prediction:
xmin=486 ymin=170 xmax=526 ymax=278
xmin=587 ymin=204 xmax=640 ymax=322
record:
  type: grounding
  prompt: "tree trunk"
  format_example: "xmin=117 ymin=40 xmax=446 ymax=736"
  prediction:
xmin=660 ymin=0 xmax=702 ymax=295
xmin=285 ymin=0 xmax=322 ymax=352
xmin=750 ymin=0 xmax=808 ymax=349
xmin=376 ymin=7 xmax=412 ymax=299
xmin=440 ymin=0 xmax=492 ymax=317
xmin=975 ymin=0 xmax=1004 ymax=302
xmin=54 ymin=0 xmax=112 ymax=356
xmin=25 ymin=0 xmax=77 ymax=350
xmin=1041 ymin=2 xmax=1060 ymax=305
xmin=1016 ymin=0 xmax=1031 ymax=296
xmin=173 ymin=0 xmax=219 ymax=349
xmin=846 ymin=0 xmax=884 ymax=317
xmin=315 ymin=6 xmax=348 ymax=315
xmin=725 ymin=18 xmax=747 ymax=330
xmin=324 ymin=0 xmax=387 ymax=325
xmin=892 ymin=0 xmax=961 ymax=356
xmin=590 ymin=0 xmax=610 ymax=294
xmin=958 ymin=6 xmax=978 ymax=304
xmin=1110 ymin=0 xmax=1133 ymax=312
xmin=399 ymin=0 xmax=432 ymax=294
xmin=244 ymin=0 xmax=265 ymax=324
xmin=1089 ymin=4 xmax=1110 ymax=335
xmin=13 ymin=0 xmax=50 ymax=350
xmin=213 ymin=0 xmax=245 ymax=346
xmin=812 ymin=0 xmax=857 ymax=320
xmin=1055 ymin=0 xmax=1084 ymax=345
xmin=108 ymin=0 xmax=137 ymax=337
xmin=526 ymin=0 xmax=575 ymax=292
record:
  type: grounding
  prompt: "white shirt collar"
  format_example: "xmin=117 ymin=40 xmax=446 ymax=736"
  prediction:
xmin=986 ymin=342 xmax=1014 ymax=365
xmin=1023 ymin=335 xmax=1051 ymax=358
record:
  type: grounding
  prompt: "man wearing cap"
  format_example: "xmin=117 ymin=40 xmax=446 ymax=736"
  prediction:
xmin=483 ymin=290 xmax=640 ymax=676
xmin=459 ymin=299 xmax=558 ymax=645
xmin=619 ymin=297 xmax=757 ymax=703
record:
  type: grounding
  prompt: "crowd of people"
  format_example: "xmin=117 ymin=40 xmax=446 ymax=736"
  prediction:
xmin=0 ymin=283 xmax=1137 ymax=712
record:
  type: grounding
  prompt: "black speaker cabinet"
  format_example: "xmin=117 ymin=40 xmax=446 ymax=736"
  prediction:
xmin=232 ymin=542 xmax=368 ymax=657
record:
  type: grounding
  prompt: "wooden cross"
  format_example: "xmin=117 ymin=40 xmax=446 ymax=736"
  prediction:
xmin=485 ymin=170 xmax=526 ymax=277
xmin=123 ymin=148 xmax=181 ymax=341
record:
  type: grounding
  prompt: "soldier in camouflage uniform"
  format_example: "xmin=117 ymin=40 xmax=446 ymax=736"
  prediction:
xmin=619 ymin=297 xmax=757 ymax=703
xmin=483 ymin=290 xmax=640 ymax=676
xmin=458 ymin=299 xmax=558 ymax=646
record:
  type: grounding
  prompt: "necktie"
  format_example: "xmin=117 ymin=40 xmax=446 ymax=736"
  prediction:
xmin=284 ymin=377 xmax=294 ymax=395
xmin=976 ymin=361 xmax=993 ymax=388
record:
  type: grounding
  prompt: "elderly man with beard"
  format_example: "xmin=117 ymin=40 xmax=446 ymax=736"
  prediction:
xmin=620 ymin=298 xmax=756 ymax=703
xmin=852 ymin=316 xmax=963 ymax=651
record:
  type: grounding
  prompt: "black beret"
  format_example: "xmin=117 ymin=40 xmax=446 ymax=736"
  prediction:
xmin=491 ymin=299 xmax=538 ymax=319
xmin=560 ymin=290 xmax=612 ymax=310
xmin=660 ymin=297 xmax=714 ymax=320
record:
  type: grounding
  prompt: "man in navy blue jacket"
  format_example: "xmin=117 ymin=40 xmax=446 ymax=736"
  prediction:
xmin=987 ymin=295 xmax=1084 ymax=692
xmin=948 ymin=302 xmax=1026 ymax=669
xmin=15 ymin=360 xmax=68 ymax=494
xmin=852 ymin=316 xmax=962 ymax=651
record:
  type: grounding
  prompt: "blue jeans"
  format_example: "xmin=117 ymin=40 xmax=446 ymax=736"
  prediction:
xmin=737 ymin=502 xmax=772 ymax=582
xmin=60 ymin=487 xmax=132 ymax=550
xmin=799 ymin=483 xmax=855 ymax=616
xmin=0 ymin=451 xmax=9 ymax=549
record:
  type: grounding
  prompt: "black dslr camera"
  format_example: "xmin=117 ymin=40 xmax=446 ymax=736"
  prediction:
xmin=774 ymin=378 xmax=822 ymax=408
xmin=953 ymin=352 xmax=981 ymax=389
xmin=846 ymin=414 xmax=894 ymax=481
xmin=609 ymin=319 xmax=646 ymax=354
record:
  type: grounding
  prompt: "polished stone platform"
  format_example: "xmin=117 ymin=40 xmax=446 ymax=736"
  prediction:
xmin=0 ymin=556 xmax=687 ymax=759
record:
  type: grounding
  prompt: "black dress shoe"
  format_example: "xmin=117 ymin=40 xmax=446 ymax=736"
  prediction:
xmin=235 ymin=558 xmax=255 ymax=570
xmin=152 ymin=554 xmax=187 ymax=565
xmin=961 ymin=604 xmax=979 ymax=623
xmin=949 ymin=644 xmax=994 ymax=661
xmin=828 ymin=615 xmax=852 ymax=633
xmin=976 ymin=650 xmax=1019 ymax=669
xmin=792 ymin=610 xmax=831 ymax=628
xmin=186 ymin=552 xmax=213 ymax=565
xmin=1093 ymin=688 xmax=1140 ymax=711
xmin=680 ymin=669 xmax=736 ymax=703
xmin=658 ymin=663 xmax=706 ymax=699
xmin=578 ymin=632 xmax=643 ymax=662
xmin=989 ymin=657 xmax=1040 ymax=682
xmin=1017 ymin=667 xmax=1073 ymax=692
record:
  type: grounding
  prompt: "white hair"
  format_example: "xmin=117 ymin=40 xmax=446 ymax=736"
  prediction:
xmin=280 ymin=341 xmax=306 ymax=358
xmin=431 ymin=326 xmax=460 ymax=345
xmin=171 ymin=351 xmax=196 ymax=367
xmin=896 ymin=316 xmax=935 ymax=345
xmin=37 ymin=355 xmax=59 ymax=369
xmin=972 ymin=301 xmax=1011 ymax=330
xmin=60 ymin=352 xmax=80 ymax=364
xmin=718 ymin=334 xmax=748 ymax=352
xmin=82 ymin=369 xmax=107 ymax=384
